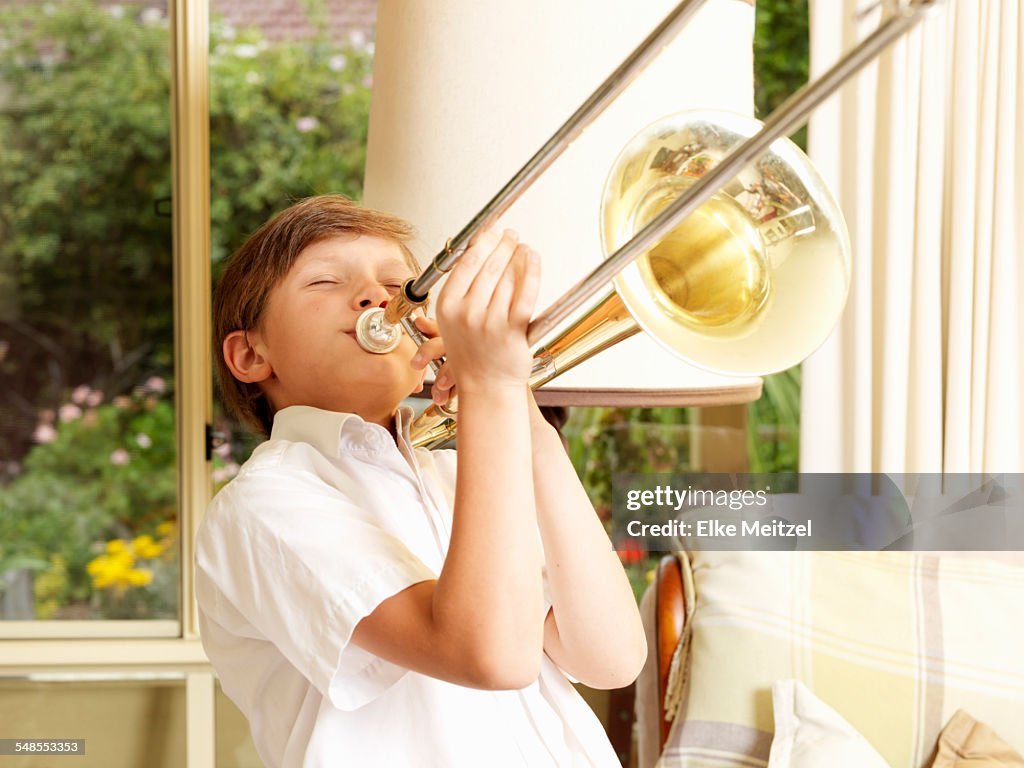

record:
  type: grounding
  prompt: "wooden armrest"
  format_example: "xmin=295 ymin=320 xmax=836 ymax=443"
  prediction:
xmin=656 ymin=553 xmax=687 ymax=750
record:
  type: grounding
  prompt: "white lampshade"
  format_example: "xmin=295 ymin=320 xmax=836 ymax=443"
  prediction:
xmin=364 ymin=0 xmax=763 ymax=407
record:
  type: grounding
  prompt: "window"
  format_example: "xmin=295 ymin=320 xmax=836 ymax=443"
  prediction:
xmin=0 ymin=0 xmax=178 ymax=632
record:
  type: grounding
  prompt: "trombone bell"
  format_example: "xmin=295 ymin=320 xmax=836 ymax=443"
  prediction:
xmin=602 ymin=110 xmax=851 ymax=375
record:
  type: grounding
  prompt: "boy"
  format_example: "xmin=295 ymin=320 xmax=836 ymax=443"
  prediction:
xmin=196 ymin=195 xmax=646 ymax=767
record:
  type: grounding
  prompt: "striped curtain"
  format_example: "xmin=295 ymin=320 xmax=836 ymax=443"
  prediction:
xmin=802 ymin=0 xmax=1023 ymax=473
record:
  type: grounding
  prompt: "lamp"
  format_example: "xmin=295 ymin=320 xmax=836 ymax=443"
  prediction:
xmin=363 ymin=0 xmax=762 ymax=408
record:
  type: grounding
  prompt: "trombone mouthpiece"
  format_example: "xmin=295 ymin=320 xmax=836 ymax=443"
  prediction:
xmin=355 ymin=307 xmax=402 ymax=354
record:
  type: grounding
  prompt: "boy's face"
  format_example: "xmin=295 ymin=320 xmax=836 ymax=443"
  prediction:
xmin=243 ymin=234 xmax=426 ymax=425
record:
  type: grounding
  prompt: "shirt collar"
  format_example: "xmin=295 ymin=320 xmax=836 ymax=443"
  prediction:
xmin=270 ymin=404 xmax=415 ymax=457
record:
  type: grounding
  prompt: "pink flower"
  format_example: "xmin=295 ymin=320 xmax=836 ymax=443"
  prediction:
xmin=349 ymin=30 xmax=367 ymax=49
xmin=59 ymin=404 xmax=82 ymax=422
xmin=33 ymin=423 xmax=57 ymax=444
xmin=71 ymin=385 xmax=91 ymax=405
xmin=110 ymin=449 xmax=130 ymax=466
xmin=145 ymin=376 xmax=166 ymax=393
xmin=86 ymin=390 xmax=103 ymax=407
xmin=213 ymin=442 xmax=232 ymax=459
xmin=296 ymin=116 xmax=320 ymax=134
xmin=135 ymin=433 xmax=152 ymax=449
xmin=113 ymin=395 xmax=132 ymax=409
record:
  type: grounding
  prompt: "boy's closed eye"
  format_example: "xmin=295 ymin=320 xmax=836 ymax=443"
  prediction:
xmin=305 ymin=277 xmax=400 ymax=287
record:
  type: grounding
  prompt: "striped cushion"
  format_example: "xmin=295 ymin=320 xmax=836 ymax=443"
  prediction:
xmin=659 ymin=551 xmax=1024 ymax=768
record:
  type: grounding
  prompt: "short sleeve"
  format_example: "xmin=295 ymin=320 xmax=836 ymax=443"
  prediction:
xmin=195 ymin=466 xmax=437 ymax=711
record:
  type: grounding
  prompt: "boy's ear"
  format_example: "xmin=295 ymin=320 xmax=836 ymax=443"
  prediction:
xmin=223 ymin=330 xmax=273 ymax=383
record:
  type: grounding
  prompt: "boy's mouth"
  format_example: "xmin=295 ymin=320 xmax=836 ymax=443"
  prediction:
xmin=343 ymin=327 xmax=394 ymax=352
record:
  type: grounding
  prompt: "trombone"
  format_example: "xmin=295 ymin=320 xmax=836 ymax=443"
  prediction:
xmin=354 ymin=0 xmax=943 ymax=448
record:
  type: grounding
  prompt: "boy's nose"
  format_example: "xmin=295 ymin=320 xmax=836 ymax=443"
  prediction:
xmin=354 ymin=285 xmax=391 ymax=310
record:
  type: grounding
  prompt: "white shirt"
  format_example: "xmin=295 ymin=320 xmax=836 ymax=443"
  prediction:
xmin=195 ymin=405 xmax=621 ymax=768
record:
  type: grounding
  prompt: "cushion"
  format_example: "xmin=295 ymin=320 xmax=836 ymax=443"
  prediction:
xmin=931 ymin=710 xmax=1024 ymax=768
xmin=767 ymin=679 xmax=889 ymax=768
xmin=658 ymin=551 xmax=1024 ymax=768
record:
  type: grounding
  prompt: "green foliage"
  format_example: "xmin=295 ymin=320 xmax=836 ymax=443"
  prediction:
xmin=566 ymin=407 xmax=693 ymax=520
xmin=0 ymin=0 xmax=372 ymax=460
xmin=207 ymin=17 xmax=372 ymax=265
xmin=754 ymin=0 xmax=810 ymax=150
xmin=0 ymin=1 xmax=174 ymax=459
xmin=747 ymin=366 xmax=801 ymax=473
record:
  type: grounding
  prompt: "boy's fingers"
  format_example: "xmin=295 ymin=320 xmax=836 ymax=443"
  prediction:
xmin=412 ymin=315 xmax=443 ymax=349
xmin=409 ymin=337 xmax=445 ymax=369
xmin=486 ymin=242 xmax=528 ymax=317
xmin=509 ymin=248 xmax=541 ymax=328
xmin=442 ymin=226 xmax=503 ymax=299
xmin=412 ymin=314 xmax=440 ymax=338
xmin=465 ymin=220 xmax=503 ymax=248
xmin=464 ymin=229 xmax=519 ymax=307
xmin=431 ymin=363 xmax=455 ymax=405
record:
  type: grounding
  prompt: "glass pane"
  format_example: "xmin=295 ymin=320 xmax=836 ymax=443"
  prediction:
xmin=0 ymin=675 xmax=185 ymax=768
xmin=215 ymin=679 xmax=264 ymax=768
xmin=0 ymin=3 xmax=177 ymax=622
xmin=206 ymin=0 xmax=376 ymax=468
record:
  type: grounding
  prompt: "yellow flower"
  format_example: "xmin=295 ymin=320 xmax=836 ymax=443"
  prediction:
xmin=126 ymin=568 xmax=153 ymax=587
xmin=112 ymin=550 xmax=134 ymax=569
xmin=87 ymin=549 xmax=136 ymax=590
xmin=156 ymin=521 xmax=176 ymax=538
xmin=105 ymin=539 xmax=127 ymax=555
xmin=132 ymin=534 xmax=163 ymax=559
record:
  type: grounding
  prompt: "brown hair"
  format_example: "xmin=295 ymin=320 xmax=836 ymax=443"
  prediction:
xmin=213 ymin=195 xmax=419 ymax=437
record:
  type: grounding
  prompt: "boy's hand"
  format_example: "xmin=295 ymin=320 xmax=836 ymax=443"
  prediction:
xmin=411 ymin=324 xmax=553 ymax=417
xmin=407 ymin=316 xmax=454 ymax=407
xmin=430 ymin=226 xmax=540 ymax=397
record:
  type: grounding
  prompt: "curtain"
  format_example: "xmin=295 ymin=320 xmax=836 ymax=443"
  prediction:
xmin=802 ymin=0 xmax=1023 ymax=473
